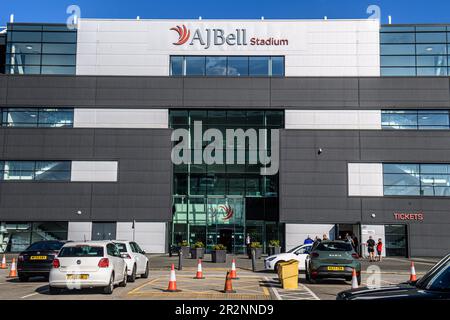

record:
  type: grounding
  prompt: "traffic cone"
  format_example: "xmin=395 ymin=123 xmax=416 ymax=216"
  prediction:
xmin=165 ymin=263 xmax=181 ymax=292
xmin=194 ymin=259 xmax=205 ymax=279
xmin=222 ymin=271 xmax=236 ymax=293
xmin=8 ymin=258 xmax=17 ymax=278
xmin=409 ymin=261 xmax=417 ymax=282
xmin=351 ymin=268 xmax=359 ymax=289
xmin=1 ymin=254 xmax=6 ymax=269
xmin=230 ymin=258 xmax=239 ymax=279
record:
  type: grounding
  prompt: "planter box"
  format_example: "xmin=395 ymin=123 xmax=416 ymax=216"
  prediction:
xmin=211 ymin=250 xmax=227 ymax=263
xmin=268 ymin=246 xmax=281 ymax=256
xmin=190 ymin=247 xmax=205 ymax=259
xmin=248 ymin=248 xmax=263 ymax=259
xmin=180 ymin=246 xmax=191 ymax=258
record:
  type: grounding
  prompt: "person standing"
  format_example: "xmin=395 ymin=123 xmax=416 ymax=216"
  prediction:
xmin=246 ymin=233 xmax=251 ymax=255
xmin=322 ymin=234 xmax=329 ymax=241
xmin=304 ymin=235 xmax=314 ymax=245
xmin=366 ymin=236 xmax=376 ymax=262
xmin=376 ymin=238 xmax=383 ymax=262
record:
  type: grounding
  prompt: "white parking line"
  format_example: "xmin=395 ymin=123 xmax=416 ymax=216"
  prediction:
xmin=301 ymin=283 xmax=320 ymax=300
xmin=21 ymin=289 xmax=48 ymax=299
xmin=263 ymin=277 xmax=282 ymax=300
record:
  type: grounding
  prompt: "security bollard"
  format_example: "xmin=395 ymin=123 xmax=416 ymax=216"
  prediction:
xmin=178 ymin=249 xmax=183 ymax=271
xmin=251 ymin=249 xmax=256 ymax=272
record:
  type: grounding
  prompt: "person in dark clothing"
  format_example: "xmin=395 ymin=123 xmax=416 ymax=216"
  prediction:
xmin=366 ymin=236 xmax=376 ymax=262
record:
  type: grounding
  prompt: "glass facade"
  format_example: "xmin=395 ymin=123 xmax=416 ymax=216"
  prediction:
xmin=170 ymin=56 xmax=285 ymax=77
xmin=380 ymin=25 xmax=450 ymax=76
xmin=0 ymin=222 xmax=68 ymax=253
xmin=170 ymin=110 xmax=284 ymax=253
xmin=384 ymin=163 xmax=450 ymax=196
xmin=382 ymin=110 xmax=450 ymax=130
xmin=6 ymin=23 xmax=77 ymax=75
xmin=0 ymin=161 xmax=71 ymax=181
xmin=1 ymin=108 xmax=74 ymax=127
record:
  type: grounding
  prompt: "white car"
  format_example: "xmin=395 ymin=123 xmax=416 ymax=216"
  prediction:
xmin=49 ymin=241 xmax=128 ymax=295
xmin=264 ymin=243 xmax=313 ymax=272
xmin=114 ymin=240 xmax=149 ymax=282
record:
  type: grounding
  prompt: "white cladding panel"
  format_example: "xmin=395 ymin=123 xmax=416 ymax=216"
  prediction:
xmin=116 ymin=222 xmax=166 ymax=253
xmin=361 ymin=225 xmax=386 ymax=257
xmin=285 ymin=110 xmax=381 ymax=130
xmin=285 ymin=224 xmax=335 ymax=251
xmin=68 ymin=222 xmax=92 ymax=241
xmin=71 ymin=161 xmax=118 ymax=182
xmin=76 ymin=19 xmax=380 ymax=76
xmin=74 ymin=109 xmax=168 ymax=128
xmin=348 ymin=163 xmax=384 ymax=197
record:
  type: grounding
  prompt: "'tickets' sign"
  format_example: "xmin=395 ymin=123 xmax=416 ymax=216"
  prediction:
xmin=393 ymin=212 xmax=424 ymax=221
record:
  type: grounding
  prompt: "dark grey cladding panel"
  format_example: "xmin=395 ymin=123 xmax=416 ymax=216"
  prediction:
xmin=0 ymin=128 xmax=173 ymax=222
xmin=4 ymin=75 xmax=97 ymax=106
xmin=182 ymin=77 xmax=270 ymax=107
xmin=95 ymin=76 xmax=183 ymax=107
xmin=359 ymin=77 xmax=450 ymax=108
xmin=360 ymin=131 xmax=450 ymax=161
xmin=0 ymin=76 xmax=7 ymax=105
xmin=279 ymin=129 xmax=362 ymax=223
xmin=1 ymin=128 xmax=95 ymax=159
xmin=0 ymin=183 xmax=93 ymax=221
xmin=409 ymin=223 xmax=450 ymax=256
xmin=271 ymin=78 xmax=359 ymax=108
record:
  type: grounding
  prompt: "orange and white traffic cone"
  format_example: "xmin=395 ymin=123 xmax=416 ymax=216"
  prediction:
xmin=410 ymin=261 xmax=417 ymax=282
xmin=222 ymin=271 xmax=236 ymax=293
xmin=8 ymin=258 xmax=17 ymax=278
xmin=165 ymin=263 xmax=181 ymax=292
xmin=1 ymin=254 xmax=6 ymax=269
xmin=194 ymin=259 xmax=205 ymax=279
xmin=351 ymin=268 xmax=359 ymax=289
xmin=230 ymin=258 xmax=239 ymax=279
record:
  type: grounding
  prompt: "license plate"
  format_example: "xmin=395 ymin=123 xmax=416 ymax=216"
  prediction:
xmin=327 ymin=266 xmax=345 ymax=271
xmin=66 ymin=274 xmax=89 ymax=280
xmin=30 ymin=256 xmax=47 ymax=260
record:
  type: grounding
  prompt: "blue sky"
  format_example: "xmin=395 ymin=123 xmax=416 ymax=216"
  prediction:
xmin=1 ymin=0 xmax=450 ymax=26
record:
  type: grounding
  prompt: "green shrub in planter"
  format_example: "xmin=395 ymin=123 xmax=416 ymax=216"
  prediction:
xmin=190 ymin=241 xmax=205 ymax=259
xmin=268 ymin=240 xmax=281 ymax=256
xmin=211 ymin=244 xmax=227 ymax=263
xmin=249 ymin=242 xmax=263 ymax=259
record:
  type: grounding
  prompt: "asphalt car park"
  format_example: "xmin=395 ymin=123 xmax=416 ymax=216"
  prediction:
xmin=0 ymin=253 xmax=438 ymax=300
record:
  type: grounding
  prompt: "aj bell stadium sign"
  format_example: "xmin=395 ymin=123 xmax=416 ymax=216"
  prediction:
xmin=170 ymin=24 xmax=289 ymax=49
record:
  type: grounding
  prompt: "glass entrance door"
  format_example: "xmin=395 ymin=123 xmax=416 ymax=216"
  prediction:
xmin=206 ymin=196 xmax=245 ymax=254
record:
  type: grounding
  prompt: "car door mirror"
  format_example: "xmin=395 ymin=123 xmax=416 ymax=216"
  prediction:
xmin=140 ymin=250 xmax=146 ymax=255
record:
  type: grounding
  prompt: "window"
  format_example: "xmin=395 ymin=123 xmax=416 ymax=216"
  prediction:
xmin=6 ymin=23 xmax=77 ymax=75
xmin=59 ymin=246 xmax=104 ymax=257
xmin=2 ymin=108 xmax=74 ymax=127
xmin=0 ymin=161 xmax=71 ymax=181
xmin=170 ymin=56 xmax=284 ymax=77
xmin=383 ymin=163 xmax=450 ymax=197
xmin=382 ymin=110 xmax=450 ymax=130
xmin=380 ymin=25 xmax=450 ymax=77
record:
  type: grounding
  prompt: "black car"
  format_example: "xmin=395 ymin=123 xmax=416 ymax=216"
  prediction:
xmin=17 ymin=240 xmax=68 ymax=281
xmin=337 ymin=254 xmax=450 ymax=300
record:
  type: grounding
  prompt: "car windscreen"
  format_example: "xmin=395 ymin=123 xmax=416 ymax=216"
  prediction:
xmin=114 ymin=243 xmax=128 ymax=253
xmin=316 ymin=242 xmax=353 ymax=252
xmin=26 ymin=241 xmax=64 ymax=251
xmin=58 ymin=246 xmax=104 ymax=257
xmin=417 ymin=259 xmax=450 ymax=291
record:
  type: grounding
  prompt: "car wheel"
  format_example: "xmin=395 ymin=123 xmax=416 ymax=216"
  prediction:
xmin=142 ymin=262 xmax=149 ymax=279
xmin=103 ymin=273 xmax=114 ymax=295
xmin=119 ymin=268 xmax=128 ymax=287
xmin=18 ymin=275 xmax=29 ymax=282
xmin=128 ymin=264 xmax=137 ymax=282
xmin=49 ymin=286 xmax=60 ymax=295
